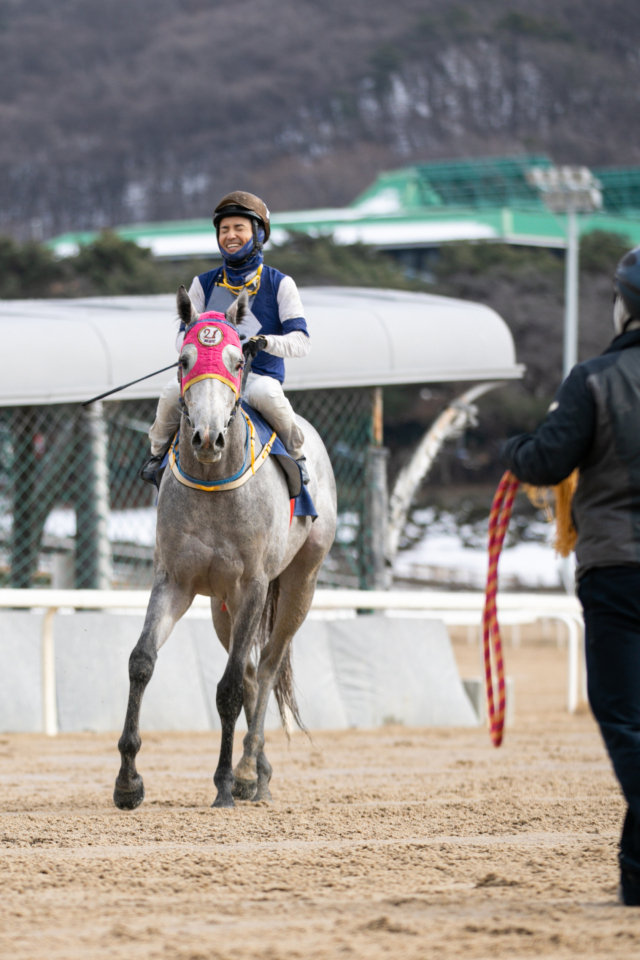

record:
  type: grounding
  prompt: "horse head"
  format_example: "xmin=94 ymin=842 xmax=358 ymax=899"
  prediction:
xmin=176 ymin=286 xmax=248 ymax=463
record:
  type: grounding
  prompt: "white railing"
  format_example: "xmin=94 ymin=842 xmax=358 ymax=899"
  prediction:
xmin=0 ymin=589 xmax=585 ymax=735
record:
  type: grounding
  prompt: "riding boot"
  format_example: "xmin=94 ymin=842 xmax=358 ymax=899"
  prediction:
xmin=139 ymin=455 xmax=164 ymax=486
xmin=296 ymin=455 xmax=310 ymax=486
xmin=139 ymin=440 xmax=172 ymax=486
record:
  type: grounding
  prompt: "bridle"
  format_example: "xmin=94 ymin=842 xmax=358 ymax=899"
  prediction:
xmin=167 ymin=309 xmax=279 ymax=493
xmin=169 ymin=349 xmax=275 ymax=494
xmin=179 ymin=382 xmax=241 ymax=436
xmin=180 ymin=359 xmax=254 ymax=434
xmin=178 ymin=326 xmax=254 ymax=437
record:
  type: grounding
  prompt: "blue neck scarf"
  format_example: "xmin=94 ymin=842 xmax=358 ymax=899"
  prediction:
xmin=218 ymin=227 xmax=265 ymax=286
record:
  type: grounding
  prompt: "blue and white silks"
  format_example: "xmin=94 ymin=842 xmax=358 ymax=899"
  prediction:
xmin=183 ymin=228 xmax=309 ymax=384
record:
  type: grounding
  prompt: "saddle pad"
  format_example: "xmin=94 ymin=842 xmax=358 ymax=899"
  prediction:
xmin=241 ymin=401 xmax=317 ymax=519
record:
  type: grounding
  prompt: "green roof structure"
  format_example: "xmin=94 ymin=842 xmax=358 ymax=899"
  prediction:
xmin=352 ymin=154 xmax=553 ymax=213
xmin=352 ymin=154 xmax=640 ymax=217
xmin=49 ymin=155 xmax=640 ymax=260
xmin=592 ymin=166 xmax=640 ymax=216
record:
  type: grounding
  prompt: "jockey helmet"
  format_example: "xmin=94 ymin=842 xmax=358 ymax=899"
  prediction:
xmin=213 ymin=192 xmax=271 ymax=242
xmin=614 ymin=246 xmax=640 ymax=320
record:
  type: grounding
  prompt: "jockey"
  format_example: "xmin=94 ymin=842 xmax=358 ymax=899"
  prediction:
xmin=141 ymin=191 xmax=310 ymax=484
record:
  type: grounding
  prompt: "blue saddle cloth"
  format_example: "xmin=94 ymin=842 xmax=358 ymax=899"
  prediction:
xmin=241 ymin=401 xmax=317 ymax=518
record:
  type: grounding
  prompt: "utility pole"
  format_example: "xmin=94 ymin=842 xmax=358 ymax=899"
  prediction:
xmin=563 ymin=205 xmax=579 ymax=379
xmin=526 ymin=166 xmax=602 ymax=380
xmin=363 ymin=387 xmax=389 ymax=590
xmin=526 ymin=166 xmax=603 ymax=591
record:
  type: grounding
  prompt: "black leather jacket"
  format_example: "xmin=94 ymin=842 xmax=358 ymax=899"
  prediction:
xmin=501 ymin=328 xmax=640 ymax=578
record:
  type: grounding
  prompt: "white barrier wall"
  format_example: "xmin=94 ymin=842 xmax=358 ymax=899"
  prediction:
xmin=0 ymin=612 xmax=477 ymax=733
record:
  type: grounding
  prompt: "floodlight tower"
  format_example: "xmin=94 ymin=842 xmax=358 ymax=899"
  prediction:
xmin=526 ymin=166 xmax=603 ymax=380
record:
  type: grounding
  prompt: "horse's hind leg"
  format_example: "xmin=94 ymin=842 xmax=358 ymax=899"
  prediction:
xmin=114 ymin=579 xmax=192 ymax=810
xmin=231 ymin=659 xmax=263 ymax=800
xmin=237 ymin=553 xmax=322 ymax=802
xmin=211 ymin=602 xmax=261 ymax=801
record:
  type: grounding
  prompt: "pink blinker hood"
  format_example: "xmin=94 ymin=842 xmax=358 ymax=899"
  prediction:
xmin=181 ymin=312 xmax=243 ymax=397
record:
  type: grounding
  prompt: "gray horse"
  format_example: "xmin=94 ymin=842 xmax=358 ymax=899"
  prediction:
xmin=114 ymin=288 xmax=337 ymax=809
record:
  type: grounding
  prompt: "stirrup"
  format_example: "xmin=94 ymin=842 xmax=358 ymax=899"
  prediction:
xmin=296 ymin=455 xmax=310 ymax=486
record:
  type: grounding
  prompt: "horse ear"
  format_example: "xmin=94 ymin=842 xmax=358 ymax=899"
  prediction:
xmin=225 ymin=289 xmax=249 ymax=327
xmin=177 ymin=286 xmax=199 ymax=327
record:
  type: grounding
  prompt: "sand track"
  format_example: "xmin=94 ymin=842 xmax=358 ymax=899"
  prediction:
xmin=0 ymin=643 xmax=636 ymax=958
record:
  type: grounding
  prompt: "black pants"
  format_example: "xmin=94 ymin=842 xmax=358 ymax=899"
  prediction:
xmin=579 ymin=566 xmax=640 ymax=899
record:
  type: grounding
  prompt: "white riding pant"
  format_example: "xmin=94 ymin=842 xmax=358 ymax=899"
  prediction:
xmin=148 ymin=372 xmax=305 ymax=460
xmin=148 ymin=376 xmax=182 ymax=456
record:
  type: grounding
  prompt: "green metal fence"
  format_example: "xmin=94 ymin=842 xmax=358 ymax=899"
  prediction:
xmin=0 ymin=388 xmax=380 ymax=591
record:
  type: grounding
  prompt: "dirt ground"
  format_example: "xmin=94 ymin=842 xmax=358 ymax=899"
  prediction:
xmin=0 ymin=636 xmax=637 ymax=960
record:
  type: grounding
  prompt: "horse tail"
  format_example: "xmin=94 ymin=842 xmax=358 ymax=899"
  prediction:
xmin=254 ymin=578 xmax=306 ymax=735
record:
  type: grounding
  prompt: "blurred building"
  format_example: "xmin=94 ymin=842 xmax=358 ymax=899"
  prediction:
xmin=49 ymin=155 xmax=640 ymax=275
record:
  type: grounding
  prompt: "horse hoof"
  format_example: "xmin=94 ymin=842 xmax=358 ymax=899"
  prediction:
xmin=252 ymin=785 xmax=273 ymax=803
xmin=232 ymin=777 xmax=258 ymax=800
xmin=212 ymin=793 xmax=235 ymax=809
xmin=113 ymin=776 xmax=145 ymax=810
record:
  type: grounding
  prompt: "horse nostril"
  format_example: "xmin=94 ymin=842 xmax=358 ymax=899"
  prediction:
xmin=214 ymin=432 xmax=225 ymax=450
xmin=192 ymin=430 xmax=202 ymax=447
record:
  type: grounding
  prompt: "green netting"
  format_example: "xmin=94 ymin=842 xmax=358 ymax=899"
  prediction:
xmin=0 ymin=389 xmax=377 ymax=590
xmin=412 ymin=154 xmax=551 ymax=209
xmin=593 ymin=166 xmax=640 ymax=215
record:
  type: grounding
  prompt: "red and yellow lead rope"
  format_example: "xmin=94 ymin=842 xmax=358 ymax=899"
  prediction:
xmin=482 ymin=468 xmax=579 ymax=747
xmin=483 ymin=470 xmax=519 ymax=747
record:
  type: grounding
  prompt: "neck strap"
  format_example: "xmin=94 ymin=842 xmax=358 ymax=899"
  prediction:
xmin=219 ymin=263 xmax=263 ymax=297
xmin=168 ymin=412 xmax=276 ymax=492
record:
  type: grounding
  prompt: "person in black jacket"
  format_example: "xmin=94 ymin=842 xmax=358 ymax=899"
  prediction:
xmin=502 ymin=245 xmax=640 ymax=906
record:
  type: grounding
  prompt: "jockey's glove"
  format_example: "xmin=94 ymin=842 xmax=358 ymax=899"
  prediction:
xmin=243 ymin=335 xmax=268 ymax=359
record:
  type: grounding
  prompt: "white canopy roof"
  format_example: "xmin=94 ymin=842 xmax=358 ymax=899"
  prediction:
xmin=0 ymin=287 xmax=522 ymax=406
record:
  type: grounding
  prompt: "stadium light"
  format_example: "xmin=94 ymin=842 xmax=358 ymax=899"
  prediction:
xmin=526 ymin=166 xmax=603 ymax=380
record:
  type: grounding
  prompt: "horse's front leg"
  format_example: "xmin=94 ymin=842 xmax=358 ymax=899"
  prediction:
xmin=213 ymin=578 xmax=268 ymax=808
xmin=114 ymin=577 xmax=193 ymax=810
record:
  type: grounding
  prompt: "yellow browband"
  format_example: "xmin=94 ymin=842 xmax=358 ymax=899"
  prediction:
xmin=168 ymin=413 xmax=276 ymax=492
xmin=181 ymin=371 xmax=239 ymax=397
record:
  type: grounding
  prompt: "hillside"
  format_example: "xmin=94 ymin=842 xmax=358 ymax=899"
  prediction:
xmin=1 ymin=0 xmax=639 ymax=236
